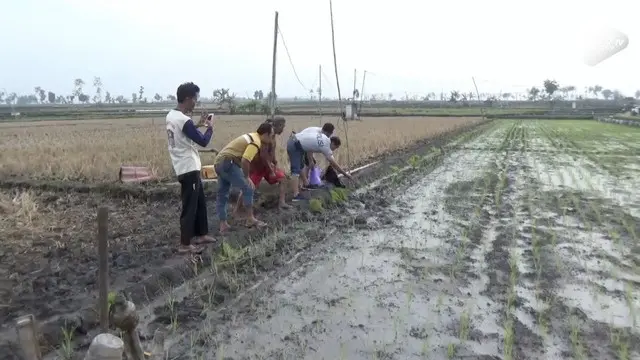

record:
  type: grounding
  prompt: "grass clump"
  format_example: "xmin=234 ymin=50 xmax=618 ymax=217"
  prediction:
xmin=309 ymin=198 xmax=324 ymax=213
xmin=329 ymin=188 xmax=349 ymax=204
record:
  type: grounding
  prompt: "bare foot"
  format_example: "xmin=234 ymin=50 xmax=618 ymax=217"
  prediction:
xmin=219 ymin=222 xmax=232 ymax=234
xmin=278 ymin=202 xmax=292 ymax=209
xmin=178 ymin=244 xmax=203 ymax=254
xmin=246 ymin=218 xmax=267 ymax=228
xmin=193 ymin=235 xmax=216 ymax=245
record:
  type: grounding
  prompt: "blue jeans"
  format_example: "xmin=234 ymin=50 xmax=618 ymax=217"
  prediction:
xmin=215 ymin=159 xmax=254 ymax=221
xmin=286 ymin=137 xmax=305 ymax=176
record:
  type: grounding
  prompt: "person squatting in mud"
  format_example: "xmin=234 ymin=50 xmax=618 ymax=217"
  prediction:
xmin=214 ymin=122 xmax=274 ymax=233
xmin=234 ymin=116 xmax=291 ymax=212
xmin=165 ymin=82 xmax=216 ymax=254
xmin=287 ymin=123 xmax=354 ymax=201
xmin=290 ymin=123 xmax=335 ymax=190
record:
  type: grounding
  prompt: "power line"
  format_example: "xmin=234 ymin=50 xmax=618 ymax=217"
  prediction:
xmin=277 ymin=24 xmax=310 ymax=93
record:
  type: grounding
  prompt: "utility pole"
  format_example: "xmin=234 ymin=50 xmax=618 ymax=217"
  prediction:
xmin=269 ymin=11 xmax=279 ymax=119
xmin=358 ymin=70 xmax=367 ymax=115
xmin=318 ymin=64 xmax=322 ymax=124
xmin=351 ymin=69 xmax=357 ymax=120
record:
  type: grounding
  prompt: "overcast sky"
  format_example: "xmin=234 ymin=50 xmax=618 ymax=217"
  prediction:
xmin=1 ymin=0 xmax=637 ymax=99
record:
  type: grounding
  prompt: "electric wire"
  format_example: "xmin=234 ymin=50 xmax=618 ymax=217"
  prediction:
xmin=277 ymin=25 xmax=310 ymax=94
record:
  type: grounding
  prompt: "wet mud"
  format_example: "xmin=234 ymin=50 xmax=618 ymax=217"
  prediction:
xmin=0 ymin=122 xmax=489 ymax=359
xmin=160 ymin=120 xmax=640 ymax=360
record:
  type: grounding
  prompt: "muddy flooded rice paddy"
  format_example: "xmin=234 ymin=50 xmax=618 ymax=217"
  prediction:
xmin=161 ymin=120 xmax=639 ymax=360
xmin=148 ymin=120 xmax=640 ymax=359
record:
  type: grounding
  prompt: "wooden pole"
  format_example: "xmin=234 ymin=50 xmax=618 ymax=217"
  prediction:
xmin=16 ymin=315 xmax=41 ymax=360
xmin=269 ymin=11 xmax=279 ymax=119
xmin=318 ymin=64 xmax=322 ymax=125
xmin=97 ymin=207 xmax=109 ymax=332
xmin=358 ymin=70 xmax=367 ymax=116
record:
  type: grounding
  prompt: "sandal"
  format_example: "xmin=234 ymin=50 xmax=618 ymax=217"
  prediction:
xmin=178 ymin=245 xmax=204 ymax=254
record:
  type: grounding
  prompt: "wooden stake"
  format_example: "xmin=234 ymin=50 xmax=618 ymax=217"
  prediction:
xmin=16 ymin=314 xmax=41 ymax=360
xmin=97 ymin=207 xmax=109 ymax=332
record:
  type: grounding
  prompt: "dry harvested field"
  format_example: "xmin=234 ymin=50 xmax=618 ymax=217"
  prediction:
xmin=2 ymin=118 xmax=639 ymax=360
xmin=0 ymin=115 xmax=477 ymax=182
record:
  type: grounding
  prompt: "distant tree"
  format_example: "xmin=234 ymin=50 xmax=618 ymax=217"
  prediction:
xmin=612 ymin=90 xmax=623 ymax=101
xmin=166 ymin=94 xmax=177 ymax=102
xmin=67 ymin=95 xmax=75 ymax=104
xmin=527 ymin=87 xmax=541 ymax=101
xmin=47 ymin=91 xmax=56 ymax=104
xmin=309 ymin=88 xmax=315 ymax=100
xmin=352 ymin=89 xmax=360 ymax=100
xmin=56 ymin=95 xmax=66 ymax=104
xmin=502 ymin=93 xmax=511 ymax=101
xmin=116 ymin=95 xmax=126 ymax=104
xmin=0 ymin=90 xmax=4 ymax=103
xmin=73 ymin=78 xmax=85 ymax=99
xmin=635 ymin=90 xmax=640 ymax=99
xmin=78 ymin=94 xmax=90 ymax=103
xmin=93 ymin=77 xmax=103 ymax=104
xmin=213 ymin=88 xmax=236 ymax=113
xmin=138 ymin=86 xmax=145 ymax=102
xmin=601 ymin=89 xmax=613 ymax=100
xmin=104 ymin=91 xmax=112 ymax=104
xmin=448 ymin=91 xmax=460 ymax=103
xmin=484 ymin=95 xmax=498 ymax=107
xmin=154 ymin=93 xmax=162 ymax=102
xmin=34 ymin=87 xmax=46 ymax=103
xmin=543 ymin=79 xmax=559 ymax=99
xmin=132 ymin=93 xmax=138 ymax=103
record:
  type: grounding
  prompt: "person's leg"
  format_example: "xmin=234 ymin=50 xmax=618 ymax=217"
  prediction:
xmin=225 ymin=164 xmax=265 ymax=226
xmin=236 ymin=170 xmax=262 ymax=217
xmin=215 ymin=161 xmax=233 ymax=233
xmin=178 ymin=171 xmax=204 ymax=253
xmin=193 ymin=173 xmax=215 ymax=244
xmin=265 ymin=168 xmax=290 ymax=208
xmin=287 ymin=138 xmax=304 ymax=199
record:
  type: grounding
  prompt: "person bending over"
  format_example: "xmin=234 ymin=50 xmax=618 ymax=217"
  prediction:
xmin=214 ymin=122 xmax=274 ymax=233
xmin=166 ymin=82 xmax=216 ymax=254
xmin=235 ymin=117 xmax=290 ymax=212
xmin=292 ymin=122 xmax=335 ymax=189
xmin=286 ymin=129 xmax=353 ymax=201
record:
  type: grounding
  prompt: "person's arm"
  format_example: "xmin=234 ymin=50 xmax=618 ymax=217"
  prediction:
xmin=182 ymin=119 xmax=213 ymax=147
xmin=241 ymin=144 xmax=260 ymax=177
xmin=326 ymin=156 xmax=351 ymax=178
xmin=321 ymin=147 xmax=351 ymax=179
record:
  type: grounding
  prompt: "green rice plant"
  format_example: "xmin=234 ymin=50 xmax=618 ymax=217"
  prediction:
xmin=309 ymin=198 xmax=324 ymax=213
xmin=57 ymin=325 xmax=74 ymax=360
xmin=329 ymin=188 xmax=349 ymax=204
xmin=569 ymin=314 xmax=585 ymax=360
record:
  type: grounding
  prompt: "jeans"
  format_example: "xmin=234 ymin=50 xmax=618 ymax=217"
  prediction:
xmin=215 ymin=159 xmax=254 ymax=221
xmin=286 ymin=137 xmax=305 ymax=176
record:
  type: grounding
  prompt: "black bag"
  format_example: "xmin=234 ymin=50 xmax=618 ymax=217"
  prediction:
xmin=322 ymin=165 xmax=345 ymax=188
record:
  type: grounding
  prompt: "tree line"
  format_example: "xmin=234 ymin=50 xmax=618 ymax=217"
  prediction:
xmin=1 ymin=77 xmax=639 ymax=108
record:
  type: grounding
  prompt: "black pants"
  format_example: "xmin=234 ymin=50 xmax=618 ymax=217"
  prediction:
xmin=178 ymin=170 xmax=208 ymax=246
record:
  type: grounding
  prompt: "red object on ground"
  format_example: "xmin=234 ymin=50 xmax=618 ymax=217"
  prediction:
xmin=119 ymin=165 xmax=156 ymax=183
xmin=249 ymin=168 xmax=285 ymax=187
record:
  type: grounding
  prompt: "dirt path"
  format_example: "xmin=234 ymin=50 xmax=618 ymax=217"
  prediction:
xmin=159 ymin=120 xmax=640 ymax=360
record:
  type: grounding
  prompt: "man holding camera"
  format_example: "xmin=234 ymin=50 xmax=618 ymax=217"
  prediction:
xmin=166 ymin=82 xmax=216 ymax=254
